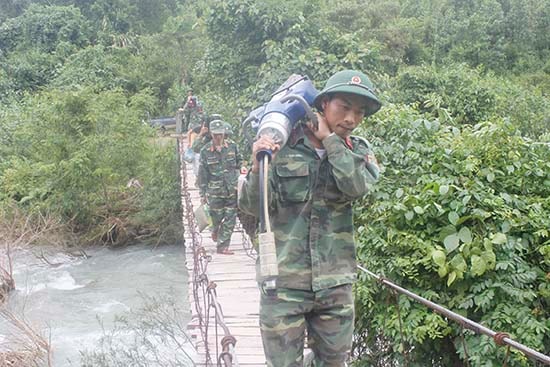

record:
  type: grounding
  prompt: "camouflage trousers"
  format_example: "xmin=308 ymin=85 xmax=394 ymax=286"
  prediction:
xmin=208 ymin=195 xmax=237 ymax=250
xmin=259 ymin=284 xmax=354 ymax=367
xmin=184 ymin=111 xmax=191 ymax=131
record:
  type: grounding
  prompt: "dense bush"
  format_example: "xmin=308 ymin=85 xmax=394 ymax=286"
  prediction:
xmin=393 ymin=64 xmax=496 ymax=125
xmin=0 ymin=87 xmax=182 ymax=245
xmin=352 ymin=105 xmax=550 ymax=366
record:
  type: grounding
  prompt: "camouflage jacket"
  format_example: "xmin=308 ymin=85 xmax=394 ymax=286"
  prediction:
xmin=187 ymin=110 xmax=205 ymax=131
xmin=238 ymin=126 xmax=380 ymax=291
xmin=198 ymin=139 xmax=242 ymax=199
xmin=192 ymin=134 xmax=211 ymax=153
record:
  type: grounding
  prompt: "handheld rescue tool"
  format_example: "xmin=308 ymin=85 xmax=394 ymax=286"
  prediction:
xmin=242 ymin=75 xmax=319 ymax=294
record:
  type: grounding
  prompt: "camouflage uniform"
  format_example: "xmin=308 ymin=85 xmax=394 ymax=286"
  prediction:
xmin=192 ymin=134 xmax=211 ymax=153
xmin=238 ymin=70 xmax=382 ymax=366
xmin=192 ymin=115 xmax=216 ymax=187
xmin=198 ymin=120 xmax=242 ymax=252
xmin=187 ymin=107 xmax=205 ymax=132
xmin=192 ymin=113 xmax=222 ymax=153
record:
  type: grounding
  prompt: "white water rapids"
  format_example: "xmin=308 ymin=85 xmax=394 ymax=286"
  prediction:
xmin=1 ymin=243 xmax=193 ymax=366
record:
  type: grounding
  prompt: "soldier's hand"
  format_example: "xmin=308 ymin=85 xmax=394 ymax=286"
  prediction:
xmin=251 ymin=135 xmax=280 ymax=173
xmin=199 ymin=125 xmax=208 ymax=136
xmin=306 ymin=112 xmax=332 ymax=141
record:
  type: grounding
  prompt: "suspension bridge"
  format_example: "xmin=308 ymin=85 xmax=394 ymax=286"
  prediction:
xmin=173 ymin=126 xmax=550 ymax=366
xmin=177 ymin=136 xmax=265 ymax=366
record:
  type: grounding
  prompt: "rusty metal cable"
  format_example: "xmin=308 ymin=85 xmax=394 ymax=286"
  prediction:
xmin=358 ymin=265 xmax=550 ymax=365
xmin=236 ymin=220 xmax=257 ymax=260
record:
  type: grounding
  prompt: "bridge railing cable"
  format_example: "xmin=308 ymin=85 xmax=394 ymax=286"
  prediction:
xmin=358 ymin=265 xmax=550 ymax=366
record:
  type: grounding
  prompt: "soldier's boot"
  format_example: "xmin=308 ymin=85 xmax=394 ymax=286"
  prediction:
xmin=216 ymin=247 xmax=234 ymax=255
xmin=216 ymin=240 xmax=233 ymax=255
xmin=211 ymin=223 xmax=220 ymax=242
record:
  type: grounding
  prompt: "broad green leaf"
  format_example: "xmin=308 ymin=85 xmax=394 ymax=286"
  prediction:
xmin=413 ymin=206 xmax=424 ymax=214
xmin=439 ymin=225 xmax=457 ymax=241
xmin=444 ymin=233 xmax=460 ymax=253
xmin=405 ymin=211 xmax=414 ymax=220
xmin=458 ymin=227 xmax=472 ymax=244
xmin=481 ymin=250 xmax=496 ymax=269
xmin=486 ymin=172 xmax=495 ymax=182
xmin=450 ymin=254 xmax=467 ymax=272
xmin=491 ymin=233 xmax=507 ymax=245
xmin=439 ymin=185 xmax=449 ymax=195
xmin=438 ymin=265 xmax=448 ymax=277
xmin=470 ymin=255 xmax=486 ymax=276
xmin=447 ymin=271 xmax=457 ymax=286
xmin=448 ymin=211 xmax=459 ymax=225
xmin=432 ymin=250 xmax=446 ymax=267
xmin=396 ymin=188 xmax=404 ymax=198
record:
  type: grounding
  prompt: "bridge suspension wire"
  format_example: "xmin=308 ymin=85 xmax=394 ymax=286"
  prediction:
xmin=357 ymin=265 xmax=550 ymax=365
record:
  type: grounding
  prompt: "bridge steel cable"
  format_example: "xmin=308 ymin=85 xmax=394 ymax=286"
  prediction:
xmin=177 ymin=136 xmax=237 ymax=366
xmin=358 ymin=265 xmax=550 ymax=365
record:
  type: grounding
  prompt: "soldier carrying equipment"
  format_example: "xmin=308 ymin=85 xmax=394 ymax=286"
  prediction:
xmin=239 ymin=69 xmax=382 ymax=367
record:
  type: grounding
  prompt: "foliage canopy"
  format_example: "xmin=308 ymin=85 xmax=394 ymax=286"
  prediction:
xmin=0 ymin=0 xmax=548 ymax=365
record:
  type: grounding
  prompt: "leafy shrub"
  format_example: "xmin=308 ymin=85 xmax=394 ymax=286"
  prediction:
xmin=393 ymin=64 xmax=496 ymax=125
xmin=0 ymin=4 xmax=91 ymax=54
xmin=353 ymin=104 xmax=550 ymax=366
xmin=0 ymin=88 xmax=182 ymax=246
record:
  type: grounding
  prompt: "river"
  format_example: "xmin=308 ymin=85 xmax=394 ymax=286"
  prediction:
xmin=1 ymin=243 xmax=193 ymax=366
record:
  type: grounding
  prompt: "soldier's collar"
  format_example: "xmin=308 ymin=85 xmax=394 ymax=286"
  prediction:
xmin=289 ymin=125 xmax=327 ymax=151
xmin=288 ymin=125 xmax=306 ymax=147
xmin=209 ymin=140 xmax=228 ymax=152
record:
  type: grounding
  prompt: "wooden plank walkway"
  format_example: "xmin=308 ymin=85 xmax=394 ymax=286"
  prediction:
xmin=179 ymin=138 xmax=266 ymax=366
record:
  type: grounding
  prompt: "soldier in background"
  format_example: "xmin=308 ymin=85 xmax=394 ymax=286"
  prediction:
xmin=184 ymin=103 xmax=207 ymax=180
xmin=198 ymin=119 xmax=242 ymax=255
xmin=192 ymin=113 xmax=222 ymax=154
xmin=182 ymin=89 xmax=198 ymax=130
xmin=239 ymin=70 xmax=382 ymax=366
xmin=192 ymin=113 xmax=221 ymax=188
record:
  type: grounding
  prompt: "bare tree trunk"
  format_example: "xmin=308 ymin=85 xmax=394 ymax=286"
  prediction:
xmin=0 ymin=243 xmax=16 ymax=303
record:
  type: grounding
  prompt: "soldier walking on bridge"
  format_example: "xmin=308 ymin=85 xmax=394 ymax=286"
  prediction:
xmin=239 ymin=70 xmax=382 ymax=366
xmin=198 ymin=119 xmax=242 ymax=255
xmin=181 ymin=89 xmax=198 ymax=130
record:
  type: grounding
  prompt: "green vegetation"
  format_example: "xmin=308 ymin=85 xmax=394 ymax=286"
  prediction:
xmin=1 ymin=0 xmax=548 ymax=365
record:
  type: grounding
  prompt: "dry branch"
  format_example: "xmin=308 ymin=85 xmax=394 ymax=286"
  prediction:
xmin=0 ymin=308 xmax=52 ymax=367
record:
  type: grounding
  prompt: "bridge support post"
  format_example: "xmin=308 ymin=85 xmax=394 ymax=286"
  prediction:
xmin=176 ymin=108 xmax=184 ymax=134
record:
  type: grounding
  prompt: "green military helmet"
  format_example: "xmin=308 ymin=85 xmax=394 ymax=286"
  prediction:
xmin=313 ymin=70 xmax=381 ymax=117
xmin=224 ymin=122 xmax=233 ymax=135
xmin=208 ymin=113 xmax=223 ymax=123
xmin=209 ymin=119 xmax=226 ymax=134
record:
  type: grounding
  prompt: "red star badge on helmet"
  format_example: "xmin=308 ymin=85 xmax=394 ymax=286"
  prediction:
xmin=351 ymin=75 xmax=362 ymax=84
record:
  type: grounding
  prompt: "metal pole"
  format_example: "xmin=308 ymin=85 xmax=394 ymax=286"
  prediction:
xmin=176 ymin=108 xmax=184 ymax=134
xmin=357 ymin=265 xmax=550 ymax=365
